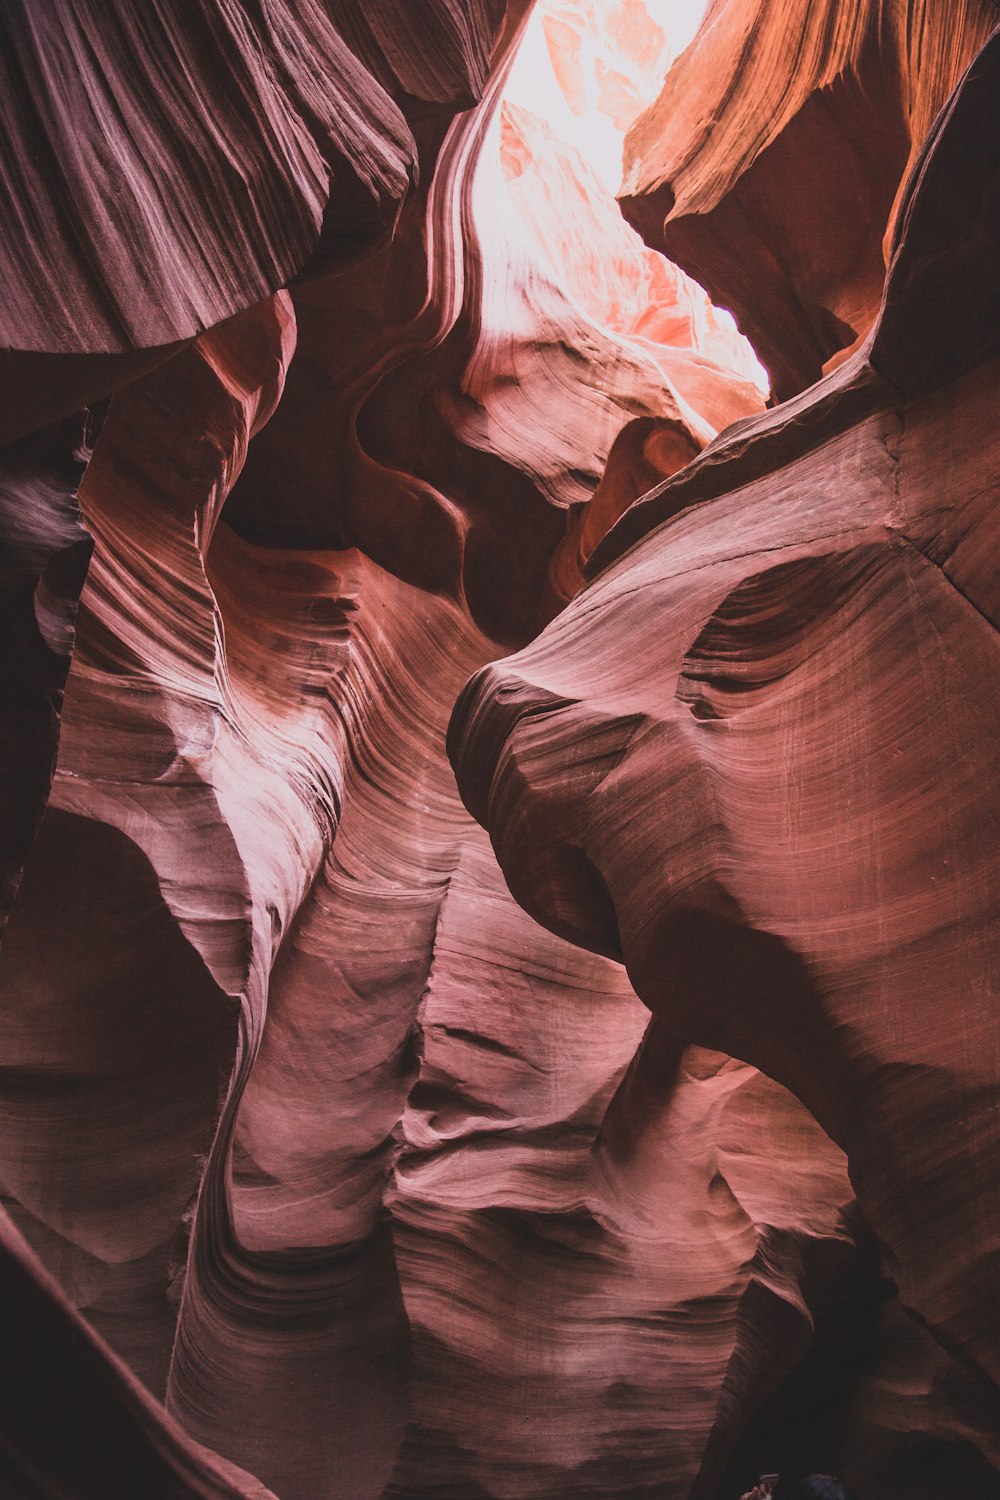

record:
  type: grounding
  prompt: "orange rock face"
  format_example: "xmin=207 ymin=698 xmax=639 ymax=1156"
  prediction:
xmin=1 ymin=4 xmax=999 ymax=1500
xmin=619 ymin=0 xmax=998 ymax=399
xmin=452 ymin=28 xmax=1000 ymax=1496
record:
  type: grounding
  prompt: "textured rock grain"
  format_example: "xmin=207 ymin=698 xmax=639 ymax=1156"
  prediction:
xmin=619 ymin=0 xmax=998 ymax=398
xmin=451 ymin=27 xmax=1000 ymax=1428
xmin=2 ymin=3 xmax=999 ymax=1498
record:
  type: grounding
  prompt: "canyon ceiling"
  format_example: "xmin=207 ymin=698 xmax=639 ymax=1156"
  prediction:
xmin=1 ymin=2 xmax=999 ymax=1498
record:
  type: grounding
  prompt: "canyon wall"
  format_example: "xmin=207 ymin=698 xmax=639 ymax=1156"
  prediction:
xmin=1 ymin=3 xmax=998 ymax=1499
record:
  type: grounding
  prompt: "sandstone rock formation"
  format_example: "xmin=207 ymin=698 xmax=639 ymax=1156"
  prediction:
xmin=619 ymin=0 xmax=999 ymax=399
xmin=0 ymin=412 xmax=92 ymax=930
xmin=452 ymin=23 xmax=1000 ymax=1495
xmin=1 ymin=2 xmax=999 ymax=1499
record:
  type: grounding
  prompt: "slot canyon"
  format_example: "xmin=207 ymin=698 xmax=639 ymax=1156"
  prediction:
xmin=1 ymin=2 xmax=999 ymax=1497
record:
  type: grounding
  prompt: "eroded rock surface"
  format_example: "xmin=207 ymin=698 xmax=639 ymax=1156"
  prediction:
xmin=0 ymin=414 xmax=92 ymax=930
xmin=619 ymin=0 xmax=998 ymax=398
xmin=452 ymin=30 xmax=1000 ymax=1493
xmin=1 ymin=3 xmax=999 ymax=1499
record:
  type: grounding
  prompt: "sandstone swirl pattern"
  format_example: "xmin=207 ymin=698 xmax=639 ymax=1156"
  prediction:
xmin=452 ymin=27 xmax=1000 ymax=1495
xmin=1 ymin=4 xmax=999 ymax=1500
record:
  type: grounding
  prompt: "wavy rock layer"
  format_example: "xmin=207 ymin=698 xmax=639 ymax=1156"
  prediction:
xmin=0 ymin=1207 xmax=277 ymax=1499
xmin=452 ymin=33 xmax=1000 ymax=1495
xmin=0 ymin=414 xmax=91 ymax=930
xmin=5 ymin=301 xmax=842 ymax=1497
xmin=226 ymin=1 xmax=761 ymax=645
xmin=0 ymin=0 xmax=415 ymax=355
xmin=2 ymin=3 xmax=999 ymax=1499
xmin=0 ymin=0 xmax=511 ymax=449
xmin=619 ymin=0 xmax=998 ymax=399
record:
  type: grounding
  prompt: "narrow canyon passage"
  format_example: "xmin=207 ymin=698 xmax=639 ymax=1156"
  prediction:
xmin=0 ymin=4 xmax=999 ymax=1500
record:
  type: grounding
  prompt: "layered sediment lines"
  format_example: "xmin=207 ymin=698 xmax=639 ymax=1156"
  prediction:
xmin=0 ymin=5 xmax=775 ymax=1491
xmin=0 ymin=275 xmax=833 ymax=1500
xmin=0 ymin=415 xmax=92 ymax=930
xmin=2 ymin=2 xmax=999 ymax=1498
xmin=452 ymin=29 xmax=1000 ymax=1492
xmin=227 ymin=0 xmax=759 ymax=645
xmin=0 ymin=0 xmax=414 ymax=356
xmin=619 ymin=0 xmax=998 ymax=398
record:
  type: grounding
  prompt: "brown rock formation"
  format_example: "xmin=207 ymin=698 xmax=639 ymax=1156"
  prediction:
xmin=619 ymin=0 xmax=998 ymax=399
xmin=226 ymin=3 xmax=759 ymax=645
xmin=0 ymin=414 xmax=92 ymax=929
xmin=0 ymin=1206 xmax=278 ymax=1499
xmin=2 ymin=2 xmax=999 ymax=1498
xmin=0 ymin=0 xmax=415 ymax=356
xmin=0 ymin=9 xmax=770 ymax=1493
xmin=0 ymin=0 xmax=506 ymax=446
xmin=452 ymin=28 xmax=1000 ymax=1490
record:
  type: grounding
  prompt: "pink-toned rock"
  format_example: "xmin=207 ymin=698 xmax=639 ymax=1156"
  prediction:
xmin=450 ymin=38 xmax=1000 ymax=1484
xmin=228 ymin=0 xmax=762 ymax=645
xmin=0 ymin=1205 xmax=278 ymax=1499
xmin=0 ymin=0 xmax=513 ymax=447
xmin=619 ymin=0 xmax=998 ymax=398
xmin=0 ymin=414 xmax=92 ymax=930
xmin=3 ymin=3 xmax=999 ymax=1498
xmin=0 ymin=0 xmax=414 ymax=356
xmin=0 ymin=27 xmax=848 ymax=1486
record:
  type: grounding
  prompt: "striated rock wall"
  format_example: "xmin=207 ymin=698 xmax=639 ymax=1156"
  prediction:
xmin=1 ymin=2 xmax=999 ymax=1499
xmin=619 ymin=0 xmax=999 ymax=399
xmin=452 ymin=27 xmax=1000 ymax=1497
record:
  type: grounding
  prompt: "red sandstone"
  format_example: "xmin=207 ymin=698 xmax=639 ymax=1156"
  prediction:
xmin=1 ymin=4 xmax=998 ymax=1499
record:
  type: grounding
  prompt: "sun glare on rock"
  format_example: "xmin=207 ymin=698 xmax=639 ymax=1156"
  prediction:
xmin=498 ymin=0 xmax=770 ymax=398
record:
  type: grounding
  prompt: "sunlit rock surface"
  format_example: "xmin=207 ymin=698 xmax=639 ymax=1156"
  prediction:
xmin=452 ymin=28 xmax=1000 ymax=1496
xmin=620 ymin=0 xmax=998 ymax=399
xmin=1 ymin=2 xmax=999 ymax=1499
xmin=226 ymin=1 xmax=761 ymax=645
